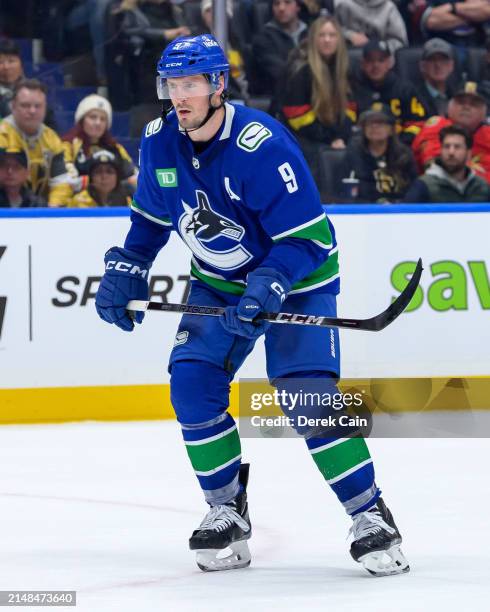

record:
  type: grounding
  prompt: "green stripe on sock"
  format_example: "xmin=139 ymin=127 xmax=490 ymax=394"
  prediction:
xmin=311 ymin=436 xmax=371 ymax=481
xmin=185 ymin=428 xmax=241 ymax=473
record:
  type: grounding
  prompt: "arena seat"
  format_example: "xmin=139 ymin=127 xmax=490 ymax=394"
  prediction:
xmin=117 ymin=137 xmax=140 ymax=165
xmin=24 ymin=62 xmax=65 ymax=88
xmin=48 ymin=86 xmax=97 ymax=112
xmin=13 ymin=38 xmax=33 ymax=64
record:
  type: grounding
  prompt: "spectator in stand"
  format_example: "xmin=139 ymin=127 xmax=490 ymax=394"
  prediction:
xmin=62 ymin=94 xmax=137 ymax=193
xmin=64 ymin=0 xmax=115 ymax=85
xmin=334 ymin=0 xmax=408 ymax=53
xmin=415 ymin=38 xmax=461 ymax=118
xmin=338 ymin=104 xmax=417 ymax=202
xmin=200 ymin=0 xmax=249 ymax=103
xmin=0 ymin=149 xmax=45 ymax=207
xmin=0 ymin=39 xmax=23 ymax=118
xmin=421 ymin=0 xmax=490 ymax=49
xmin=412 ymin=82 xmax=490 ymax=182
xmin=0 ymin=38 xmax=58 ymax=130
xmin=398 ymin=0 xmax=428 ymax=45
xmin=299 ymin=0 xmax=335 ymax=25
xmin=477 ymin=36 xmax=490 ymax=107
xmin=0 ymin=79 xmax=72 ymax=206
xmin=69 ymin=150 xmax=132 ymax=207
xmin=279 ymin=16 xmax=353 ymax=147
xmin=405 ymin=125 xmax=490 ymax=201
xmin=350 ymin=40 xmax=428 ymax=144
xmin=252 ymin=0 xmax=308 ymax=95
xmin=107 ymin=0 xmax=191 ymax=106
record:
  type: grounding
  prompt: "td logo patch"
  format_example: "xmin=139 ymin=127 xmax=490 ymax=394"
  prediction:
xmin=156 ymin=168 xmax=178 ymax=187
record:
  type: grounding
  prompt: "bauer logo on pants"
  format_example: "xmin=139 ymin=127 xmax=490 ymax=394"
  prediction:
xmin=174 ymin=330 xmax=189 ymax=346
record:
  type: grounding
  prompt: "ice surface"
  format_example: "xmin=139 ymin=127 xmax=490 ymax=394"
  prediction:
xmin=0 ymin=421 xmax=488 ymax=611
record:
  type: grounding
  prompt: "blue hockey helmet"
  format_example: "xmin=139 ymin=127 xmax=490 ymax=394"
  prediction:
xmin=156 ymin=34 xmax=229 ymax=100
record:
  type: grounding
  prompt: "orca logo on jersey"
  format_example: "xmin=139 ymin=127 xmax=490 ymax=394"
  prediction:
xmin=178 ymin=191 xmax=252 ymax=270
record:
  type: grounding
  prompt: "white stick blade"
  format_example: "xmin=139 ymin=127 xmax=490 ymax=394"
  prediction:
xmin=126 ymin=300 xmax=150 ymax=311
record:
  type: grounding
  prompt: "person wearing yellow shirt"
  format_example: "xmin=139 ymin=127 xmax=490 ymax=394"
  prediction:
xmin=0 ymin=79 xmax=72 ymax=206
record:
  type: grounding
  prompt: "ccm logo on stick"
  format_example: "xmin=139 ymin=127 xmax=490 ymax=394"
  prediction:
xmin=106 ymin=261 xmax=148 ymax=278
xmin=275 ymin=313 xmax=324 ymax=325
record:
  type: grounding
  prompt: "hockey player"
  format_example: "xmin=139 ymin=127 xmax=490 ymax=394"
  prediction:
xmin=95 ymin=34 xmax=409 ymax=577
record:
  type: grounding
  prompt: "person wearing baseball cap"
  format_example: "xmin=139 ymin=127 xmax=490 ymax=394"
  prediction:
xmin=0 ymin=78 xmax=72 ymax=206
xmin=338 ymin=102 xmax=417 ymax=203
xmin=350 ymin=40 xmax=428 ymax=144
xmin=62 ymin=94 xmax=137 ymax=193
xmin=406 ymin=124 xmax=490 ymax=202
xmin=412 ymin=81 xmax=490 ymax=182
xmin=0 ymin=148 xmax=44 ymax=207
xmin=69 ymin=149 xmax=132 ymax=208
xmin=416 ymin=38 xmax=460 ymax=118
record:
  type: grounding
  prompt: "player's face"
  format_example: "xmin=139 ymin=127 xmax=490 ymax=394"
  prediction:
xmin=0 ymin=53 xmax=23 ymax=84
xmin=362 ymin=52 xmax=392 ymax=83
xmin=11 ymin=87 xmax=46 ymax=135
xmin=82 ymin=110 xmax=108 ymax=142
xmin=316 ymin=21 xmax=339 ymax=59
xmin=448 ymin=96 xmax=487 ymax=132
xmin=440 ymin=134 xmax=470 ymax=173
xmin=421 ymin=54 xmax=454 ymax=83
xmin=91 ymin=163 xmax=118 ymax=193
xmin=168 ymin=75 xmax=222 ymax=130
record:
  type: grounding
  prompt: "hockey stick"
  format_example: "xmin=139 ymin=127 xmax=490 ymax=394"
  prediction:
xmin=127 ymin=258 xmax=422 ymax=332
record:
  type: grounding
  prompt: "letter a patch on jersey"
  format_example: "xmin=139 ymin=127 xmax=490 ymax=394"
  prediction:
xmin=237 ymin=122 xmax=272 ymax=152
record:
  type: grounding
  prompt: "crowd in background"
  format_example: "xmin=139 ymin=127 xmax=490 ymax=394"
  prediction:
xmin=1 ymin=0 xmax=490 ymax=207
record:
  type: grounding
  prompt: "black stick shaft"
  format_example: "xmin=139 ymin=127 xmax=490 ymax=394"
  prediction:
xmin=128 ymin=258 xmax=423 ymax=332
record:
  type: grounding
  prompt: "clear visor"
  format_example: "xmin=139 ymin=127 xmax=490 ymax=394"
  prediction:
xmin=156 ymin=76 xmax=219 ymax=100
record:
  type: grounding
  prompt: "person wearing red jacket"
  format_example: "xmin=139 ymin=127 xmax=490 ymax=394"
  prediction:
xmin=412 ymin=82 xmax=490 ymax=182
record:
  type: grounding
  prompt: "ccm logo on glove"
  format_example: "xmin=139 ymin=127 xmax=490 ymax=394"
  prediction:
xmin=105 ymin=260 xmax=149 ymax=278
xmin=270 ymin=281 xmax=286 ymax=302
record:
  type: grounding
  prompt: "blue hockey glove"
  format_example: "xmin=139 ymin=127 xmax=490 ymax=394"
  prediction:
xmin=95 ymin=247 xmax=151 ymax=332
xmin=220 ymin=267 xmax=291 ymax=340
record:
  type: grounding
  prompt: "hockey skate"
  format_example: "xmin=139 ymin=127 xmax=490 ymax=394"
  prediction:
xmin=349 ymin=497 xmax=410 ymax=577
xmin=189 ymin=463 xmax=252 ymax=572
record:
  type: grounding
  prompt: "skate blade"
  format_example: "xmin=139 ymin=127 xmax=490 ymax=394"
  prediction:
xmin=359 ymin=544 xmax=410 ymax=577
xmin=196 ymin=540 xmax=251 ymax=572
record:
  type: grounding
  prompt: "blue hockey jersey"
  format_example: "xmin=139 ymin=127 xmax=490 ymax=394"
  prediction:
xmin=129 ymin=103 xmax=339 ymax=295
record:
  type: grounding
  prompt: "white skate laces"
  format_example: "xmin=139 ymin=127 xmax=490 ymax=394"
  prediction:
xmin=198 ymin=504 xmax=250 ymax=534
xmin=349 ymin=507 xmax=396 ymax=540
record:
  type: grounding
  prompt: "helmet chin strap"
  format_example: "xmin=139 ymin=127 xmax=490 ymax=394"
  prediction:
xmin=181 ymin=94 xmax=225 ymax=135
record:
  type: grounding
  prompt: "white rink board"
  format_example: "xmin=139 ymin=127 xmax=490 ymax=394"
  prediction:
xmin=1 ymin=209 xmax=489 ymax=389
